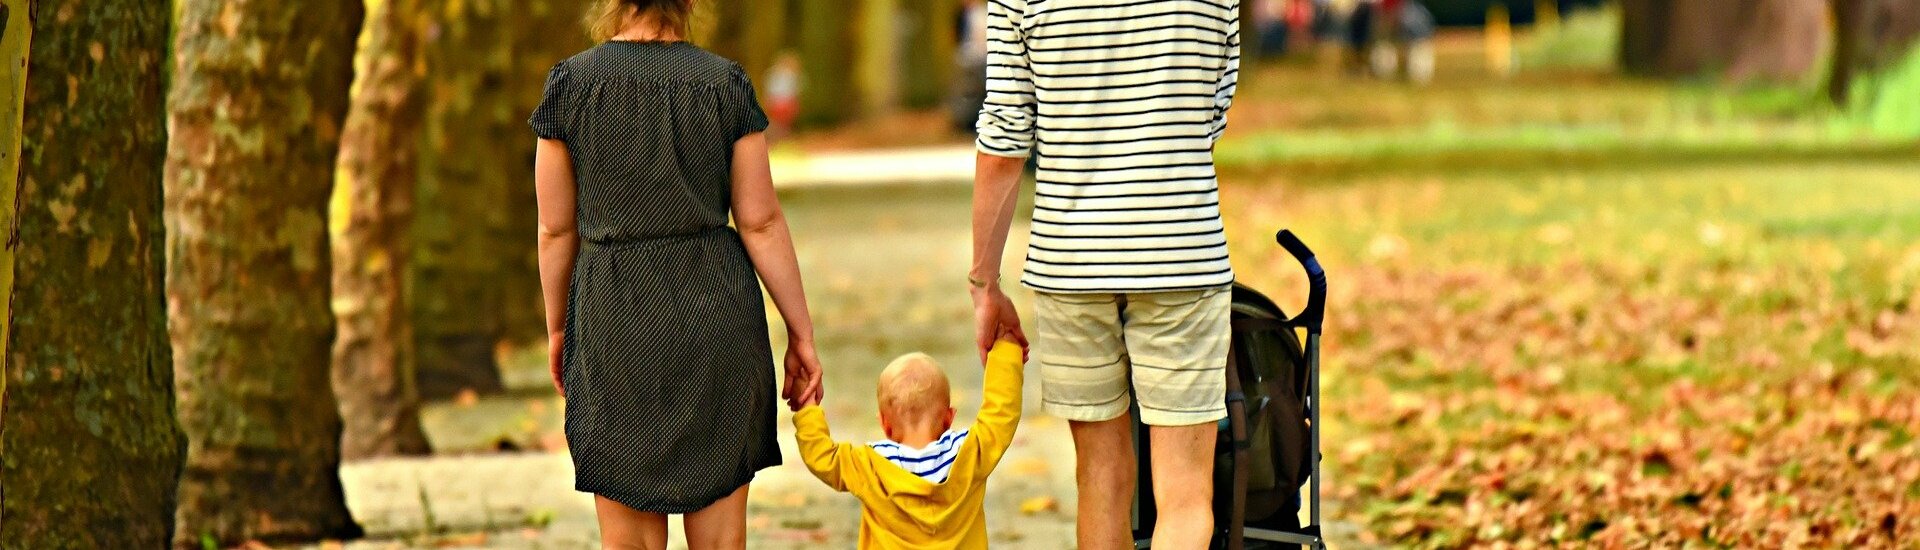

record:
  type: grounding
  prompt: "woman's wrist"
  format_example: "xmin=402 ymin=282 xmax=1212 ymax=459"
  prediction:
xmin=786 ymin=328 xmax=815 ymax=345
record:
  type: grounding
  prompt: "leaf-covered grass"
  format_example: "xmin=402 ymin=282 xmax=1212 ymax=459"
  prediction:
xmin=1218 ymin=37 xmax=1920 ymax=548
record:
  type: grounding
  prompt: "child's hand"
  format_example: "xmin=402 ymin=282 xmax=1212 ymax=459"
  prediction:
xmin=797 ymin=389 xmax=821 ymax=411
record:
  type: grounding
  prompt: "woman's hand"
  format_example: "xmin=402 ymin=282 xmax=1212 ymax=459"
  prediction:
xmin=548 ymin=331 xmax=566 ymax=397
xmin=971 ymin=284 xmax=1029 ymax=361
xmin=783 ymin=337 xmax=824 ymax=410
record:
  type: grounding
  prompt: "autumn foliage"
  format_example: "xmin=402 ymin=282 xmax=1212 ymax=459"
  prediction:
xmin=1223 ymin=175 xmax=1920 ymax=548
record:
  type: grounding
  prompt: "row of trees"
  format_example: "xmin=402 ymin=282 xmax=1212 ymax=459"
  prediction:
xmin=1 ymin=0 xmax=960 ymax=547
xmin=1618 ymin=0 xmax=1920 ymax=102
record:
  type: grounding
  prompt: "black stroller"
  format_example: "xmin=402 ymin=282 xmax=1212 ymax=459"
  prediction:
xmin=1133 ymin=230 xmax=1328 ymax=550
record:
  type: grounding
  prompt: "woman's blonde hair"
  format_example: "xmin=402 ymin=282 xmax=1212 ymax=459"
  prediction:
xmin=589 ymin=0 xmax=693 ymax=42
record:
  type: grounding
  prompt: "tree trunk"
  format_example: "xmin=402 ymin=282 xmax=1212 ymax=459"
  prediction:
xmin=1618 ymin=0 xmax=1672 ymax=76
xmin=798 ymin=0 xmax=864 ymax=127
xmin=1726 ymin=0 xmax=1831 ymax=85
xmin=333 ymin=0 xmax=433 ymax=460
xmin=1656 ymin=0 xmax=1745 ymax=76
xmin=901 ymin=0 xmax=957 ymax=109
xmin=0 ymin=0 xmax=22 ymax=395
xmin=414 ymin=0 xmax=512 ymax=399
xmin=1831 ymin=0 xmax=1870 ymax=103
xmin=1621 ymin=0 xmax=1803 ymax=79
xmin=1 ymin=2 xmax=187 ymax=547
xmin=497 ymin=0 xmax=592 ymax=350
xmin=1619 ymin=0 xmax=1732 ymax=77
xmin=167 ymin=1 xmax=365 ymax=546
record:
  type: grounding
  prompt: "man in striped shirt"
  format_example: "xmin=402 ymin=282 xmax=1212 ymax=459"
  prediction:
xmin=968 ymin=0 xmax=1241 ymax=547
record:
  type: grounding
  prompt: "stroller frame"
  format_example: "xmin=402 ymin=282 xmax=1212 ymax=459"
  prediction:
xmin=1131 ymin=230 xmax=1328 ymax=550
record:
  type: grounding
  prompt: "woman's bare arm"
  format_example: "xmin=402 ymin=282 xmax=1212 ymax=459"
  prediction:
xmin=534 ymin=138 xmax=579 ymax=394
xmin=731 ymin=133 xmax=823 ymax=407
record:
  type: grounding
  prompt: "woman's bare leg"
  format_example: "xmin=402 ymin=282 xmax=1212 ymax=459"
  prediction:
xmin=683 ymin=485 xmax=749 ymax=549
xmin=595 ymin=496 xmax=669 ymax=550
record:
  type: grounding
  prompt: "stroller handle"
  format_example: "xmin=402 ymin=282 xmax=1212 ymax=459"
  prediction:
xmin=1276 ymin=230 xmax=1327 ymax=334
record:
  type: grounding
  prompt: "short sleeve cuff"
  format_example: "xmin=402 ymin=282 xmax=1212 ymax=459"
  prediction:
xmin=732 ymin=68 xmax=772 ymax=139
xmin=740 ymin=104 xmax=770 ymax=139
xmin=529 ymin=63 xmax=572 ymax=140
xmin=976 ymin=138 xmax=1032 ymax=158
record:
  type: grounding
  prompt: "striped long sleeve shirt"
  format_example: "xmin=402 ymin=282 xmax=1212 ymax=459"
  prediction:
xmin=977 ymin=0 xmax=1241 ymax=293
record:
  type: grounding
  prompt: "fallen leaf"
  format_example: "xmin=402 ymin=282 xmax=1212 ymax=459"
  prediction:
xmin=1018 ymin=495 xmax=1058 ymax=515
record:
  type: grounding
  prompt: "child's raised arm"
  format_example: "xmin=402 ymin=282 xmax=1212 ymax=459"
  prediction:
xmin=791 ymin=406 xmax=872 ymax=494
xmin=966 ymin=340 xmax=1027 ymax=475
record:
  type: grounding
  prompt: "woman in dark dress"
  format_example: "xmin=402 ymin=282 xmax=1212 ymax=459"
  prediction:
xmin=530 ymin=0 xmax=824 ymax=546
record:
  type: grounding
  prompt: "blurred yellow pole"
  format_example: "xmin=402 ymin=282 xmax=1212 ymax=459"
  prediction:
xmin=1486 ymin=4 xmax=1514 ymax=78
xmin=857 ymin=0 xmax=899 ymax=115
xmin=1536 ymin=0 xmax=1560 ymax=31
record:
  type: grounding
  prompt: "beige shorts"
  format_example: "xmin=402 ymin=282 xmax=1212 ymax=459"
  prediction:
xmin=1032 ymin=287 xmax=1230 ymax=427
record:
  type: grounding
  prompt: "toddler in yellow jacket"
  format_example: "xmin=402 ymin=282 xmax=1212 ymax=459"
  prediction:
xmin=791 ymin=340 xmax=1026 ymax=549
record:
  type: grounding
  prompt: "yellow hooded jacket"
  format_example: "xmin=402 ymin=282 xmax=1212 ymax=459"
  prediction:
xmin=792 ymin=341 xmax=1025 ymax=549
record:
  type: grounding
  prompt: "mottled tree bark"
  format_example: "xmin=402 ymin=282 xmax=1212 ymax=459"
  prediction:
xmin=414 ymin=0 xmax=513 ymax=399
xmin=901 ymin=0 xmax=958 ymax=109
xmin=333 ymin=0 xmax=433 ymax=460
xmin=0 ymin=0 xmax=23 ymax=387
xmin=799 ymin=0 xmax=865 ymax=126
xmin=1 ymin=1 xmax=187 ymax=547
xmin=167 ymin=1 xmax=365 ymax=547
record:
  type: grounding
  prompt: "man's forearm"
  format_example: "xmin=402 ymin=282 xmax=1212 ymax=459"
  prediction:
xmin=971 ymin=152 xmax=1028 ymax=283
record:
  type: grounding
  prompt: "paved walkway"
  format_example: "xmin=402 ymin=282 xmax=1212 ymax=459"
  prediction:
xmin=329 ymin=415 xmax=1366 ymax=549
xmin=329 ymin=413 xmax=1082 ymax=549
xmin=769 ymin=145 xmax=976 ymax=188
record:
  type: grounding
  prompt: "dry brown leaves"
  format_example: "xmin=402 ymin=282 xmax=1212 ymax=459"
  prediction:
xmin=1242 ymin=255 xmax=1919 ymax=548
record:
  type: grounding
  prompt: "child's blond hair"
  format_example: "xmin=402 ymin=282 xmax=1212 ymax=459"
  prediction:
xmin=876 ymin=353 xmax=951 ymax=426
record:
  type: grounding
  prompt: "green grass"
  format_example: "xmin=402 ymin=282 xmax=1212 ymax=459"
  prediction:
xmin=1850 ymin=44 xmax=1920 ymax=138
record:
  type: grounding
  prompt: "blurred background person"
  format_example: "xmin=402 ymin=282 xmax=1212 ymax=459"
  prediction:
xmin=765 ymin=51 xmax=804 ymax=141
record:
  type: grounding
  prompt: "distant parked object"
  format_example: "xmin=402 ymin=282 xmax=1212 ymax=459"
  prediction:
xmin=1425 ymin=0 xmax=1602 ymax=27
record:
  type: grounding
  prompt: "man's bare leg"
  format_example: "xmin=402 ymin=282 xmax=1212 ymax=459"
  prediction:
xmin=1071 ymin=416 xmax=1137 ymax=550
xmin=1150 ymin=422 xmax=1217 ymax=548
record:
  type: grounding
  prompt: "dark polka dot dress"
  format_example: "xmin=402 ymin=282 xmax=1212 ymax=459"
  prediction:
xmin=529 ymin=40 xmax=779 ymax=514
